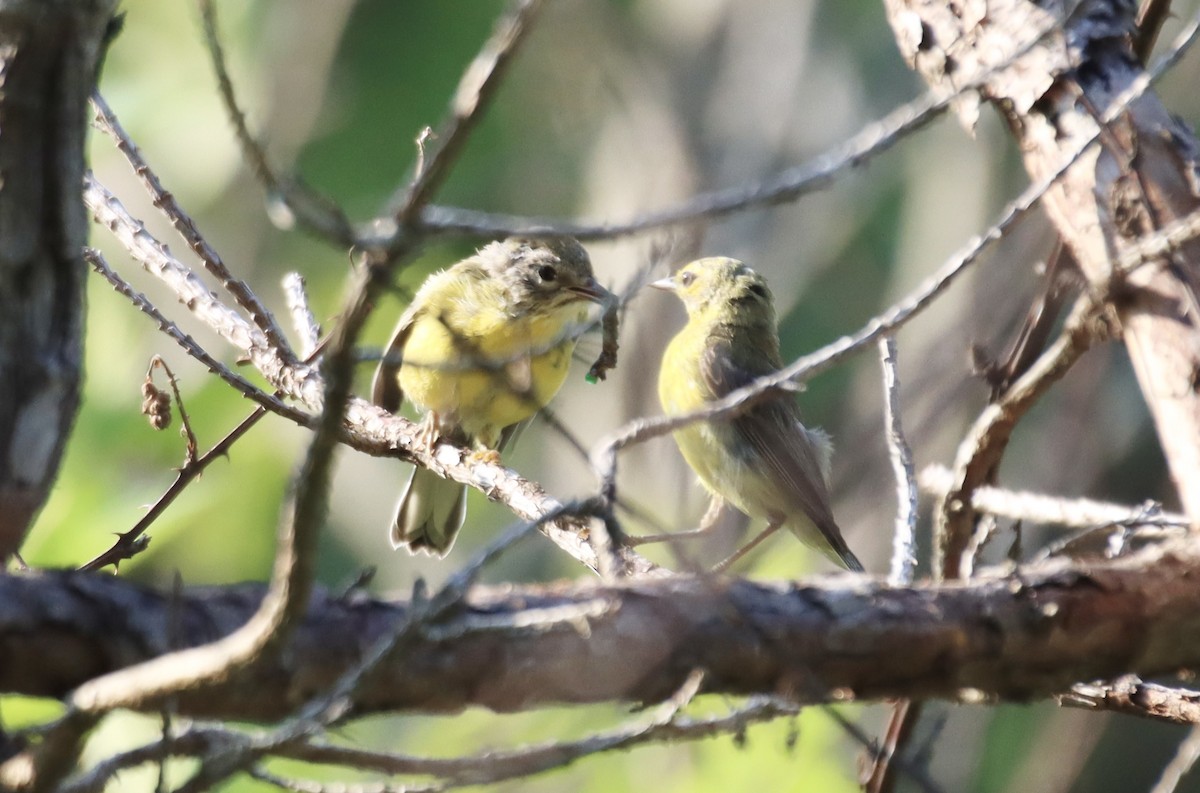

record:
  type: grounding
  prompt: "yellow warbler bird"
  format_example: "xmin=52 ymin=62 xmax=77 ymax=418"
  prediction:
xmin=653 ymin=257 xmax=863 ymax=572
xmin=372 ymin=237 xmax=610 ymax=556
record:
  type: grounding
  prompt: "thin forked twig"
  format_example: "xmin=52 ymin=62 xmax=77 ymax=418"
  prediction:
xmin=940 ymin=298 xmax=1101 ymax=581
xmin=80 ymin=406 xmax=268 ymax=573
xmin=91 ymin=91 xmax=296 ymax=359
xmin=144 ymin=355 xmax=199 ymax=464
xmin=84 ymin=248 xmax=306 ymax=423
xmin=76 ymin=251 xmax=293 ymax=573
xmin=239 ymin=686 xmax=821 ymax=793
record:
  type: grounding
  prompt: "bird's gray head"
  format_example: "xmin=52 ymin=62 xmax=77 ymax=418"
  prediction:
xmin=478 ymin=237 xmax=608 ymax=313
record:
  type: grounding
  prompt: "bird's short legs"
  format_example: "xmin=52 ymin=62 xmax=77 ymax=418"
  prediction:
xmin=627 ymin=496 xmax=725 ymax=547
xmin=711 ymin=521 xmax=781 ymax=573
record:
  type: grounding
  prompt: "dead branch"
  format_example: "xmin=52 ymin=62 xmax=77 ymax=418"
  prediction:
xmin=1064 ymin=677 xmax=1200 ymax=726
xmin=938 ymin=298 xmax=1102 ymax=580
xmin=5 ymin=542 xmax=1200 ymax=719
xmin=883 ymin=0 xmax=1200 ymax=523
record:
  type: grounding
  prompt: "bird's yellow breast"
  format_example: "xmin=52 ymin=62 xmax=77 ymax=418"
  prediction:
xmin=400 ymin=282 xmax=586 ymax=446
xmin=658 ymin=318 xmax=776 ymax=522
xmin=659 ymin=324 xmax=733 ymax=493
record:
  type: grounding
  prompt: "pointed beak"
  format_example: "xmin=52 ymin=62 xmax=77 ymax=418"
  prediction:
xmin=568 ymin=277 xmax=610 ymax=304
xmin=649 ymin=276 xmax=676 ymax=292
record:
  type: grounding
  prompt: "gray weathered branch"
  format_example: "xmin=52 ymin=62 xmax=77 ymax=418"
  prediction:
xmin=5 ymin=541 xmax=1200 ymax=720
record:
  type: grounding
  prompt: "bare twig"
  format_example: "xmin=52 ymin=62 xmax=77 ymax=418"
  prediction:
xmin=58 ymin=728 xmax=236 ymax=793
xmin=84 ymin=248 xmax=306 ymax=423
xmin=386 ymin=0 xmax=544 ymax=231
xmin=245 ymin=690 xmax=794 ymax=791
xmin=91 ymin=91 xmax=296 ymax=359
xmin=940 ymin=299 xmax=1101 ymax=581
xmin=79 ymin=405 xmax=269 ymax=573
xmin=825 ymin=708 xmax=944 ymax=793
xmin=920 ymin=464 xmax=1188 ymax=531
xmin=282 ymin=273 xmax=321 ymax=359
xmin=1064 ymin=677 xmax=1200 ymax=726
xmin=143 ymin=355 xmax=198 ymax=464
xmin=879 ymin=336 xmax=917 ymax=586
xmin=1151 ymin=725 xmax=1200 ymax=793
xmin=196 ymin=0 xmax=356 ymax=245
xmin=84 ymin=177 xmax=326 ymax=408
xmin=403 ymin=17 xmax=1068 ymax=245
xmin=861 ymin=699 xmax=924 ymax=793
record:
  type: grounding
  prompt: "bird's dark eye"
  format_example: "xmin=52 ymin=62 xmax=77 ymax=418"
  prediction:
xmin=538 ymin=264 xmax=557 ymax=282
xmin=679 ymin=271 xmax=695 ymax=287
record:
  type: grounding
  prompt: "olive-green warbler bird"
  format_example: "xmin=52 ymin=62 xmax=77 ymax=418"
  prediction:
xmin=653 ymin=257 xmax=863 ymax=572
xmin=372 ymin=237 xmax=610 ymax=556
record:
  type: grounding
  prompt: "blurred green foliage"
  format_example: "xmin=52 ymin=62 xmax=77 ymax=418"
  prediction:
xmin=13 ymin=0 xmax=1200 ymax=791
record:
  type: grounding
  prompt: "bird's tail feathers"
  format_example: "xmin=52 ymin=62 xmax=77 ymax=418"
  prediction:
xmin=391 ymin=467 xmax=467 ymax=556
xmin=801 ymin=424 xmax=834 ymax=484
xmin=821 ymin=522 xmax=864 ymax=572
xmin=790 ymin=515 xmax=864 ymax=572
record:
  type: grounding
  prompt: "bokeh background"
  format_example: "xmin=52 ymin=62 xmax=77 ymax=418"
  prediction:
xmin=10 ymin=0 xmax=1200 ymax=790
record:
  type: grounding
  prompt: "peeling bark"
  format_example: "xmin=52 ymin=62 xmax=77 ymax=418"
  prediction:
xmin=882 ymin=0 xmax=1200 ymax=531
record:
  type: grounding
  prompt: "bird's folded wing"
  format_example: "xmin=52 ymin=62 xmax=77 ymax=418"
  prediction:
xmin=701 ymin=340 xmax=839 ymax=534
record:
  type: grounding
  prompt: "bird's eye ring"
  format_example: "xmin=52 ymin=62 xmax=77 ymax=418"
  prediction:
xmin=538 ymin=264 xmax=557 ymax=282
xmin=679 ymin=271 xmax=695 ymax=287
